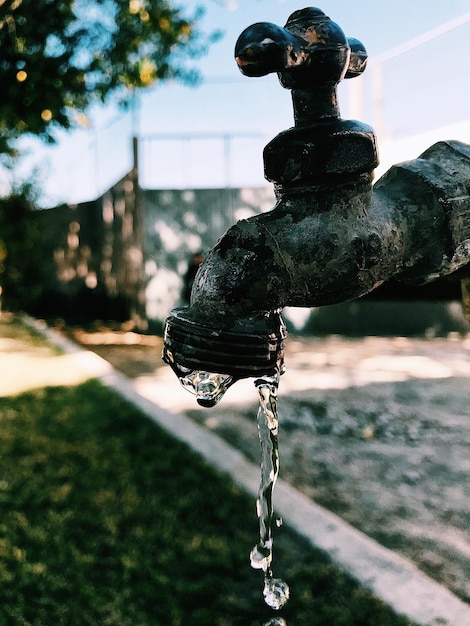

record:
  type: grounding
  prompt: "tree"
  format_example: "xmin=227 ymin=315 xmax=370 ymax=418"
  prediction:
xmin=0 ymin=184 xmax=49 ymax=312
xmin=0 ymin=0 xmax=219 ymax=154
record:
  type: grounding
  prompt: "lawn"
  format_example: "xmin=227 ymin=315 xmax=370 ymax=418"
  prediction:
xmin=0 ymin=319 xmax=416 ymax=625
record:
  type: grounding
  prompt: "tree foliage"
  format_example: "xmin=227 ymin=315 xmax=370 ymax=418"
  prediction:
xmin=0 ymin=0 xmax=218 ymax=152
xmin=0 ymin=186 xmax=50 ymax=311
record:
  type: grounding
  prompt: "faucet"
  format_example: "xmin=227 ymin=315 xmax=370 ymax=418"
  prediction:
xmin=163 ymin=7 xmax=470 ymax=405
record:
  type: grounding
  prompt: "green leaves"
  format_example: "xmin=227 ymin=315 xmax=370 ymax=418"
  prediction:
xmin=0 ymin=0 xmax=218 ymax=150
xmin=0 ymin=189 xmax=51 ymax=311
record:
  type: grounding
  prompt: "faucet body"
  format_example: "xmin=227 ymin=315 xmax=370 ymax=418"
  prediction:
xmin=163 ymin=7 xmax=470 ymax=391
xmin=191 ymin=139 xmax=470 ymax=325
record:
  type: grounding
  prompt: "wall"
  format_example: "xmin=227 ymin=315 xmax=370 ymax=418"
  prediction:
xmin=142 ymin=186 xmax=275 ymax=326
xmin=36 ymin=171 xmax=144 ymax=324
xmin=36 ymin=176 xmax=275 ymax=327
xmin=35 ymin=176 xmax=469 ymax=335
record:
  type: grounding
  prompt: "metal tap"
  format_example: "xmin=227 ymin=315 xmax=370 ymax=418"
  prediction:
xmin=163 ymin=7 xmax=470 ymax=403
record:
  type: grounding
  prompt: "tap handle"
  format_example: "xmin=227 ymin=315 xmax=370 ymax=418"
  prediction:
xmin=235 ymin=8 xmax=367 ymax=89
xmin=234 ymin=21 xmax=308 ymax=78
xmin=345 ymin=38 xmax=368 ymax=78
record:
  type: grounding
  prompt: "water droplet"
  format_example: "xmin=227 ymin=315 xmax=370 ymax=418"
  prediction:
xmin=250 ymin=541 xmax=272 ymax=570
xmin=263 ymin=574 xmax=290 ymax=610
xmin=178 ymin=370 xmax=234 ymax=407
xmin=263 ymin=618 xmax=288 ymax=626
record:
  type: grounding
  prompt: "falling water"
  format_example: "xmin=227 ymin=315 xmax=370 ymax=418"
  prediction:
xmin=251 ymin=369 xmax=290 ymax=610
xmin=177 ymin=365 xmax=289 ymax=611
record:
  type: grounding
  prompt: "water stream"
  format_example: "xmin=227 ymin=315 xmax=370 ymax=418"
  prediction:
xmin=178 ymin=365 xmax=289 ymax=611
xmin=251 ymin=370 xmax=290 ymax=610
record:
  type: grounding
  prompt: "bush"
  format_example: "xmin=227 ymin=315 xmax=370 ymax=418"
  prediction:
xmin=0 ymin=188 xmax=51 ymax=312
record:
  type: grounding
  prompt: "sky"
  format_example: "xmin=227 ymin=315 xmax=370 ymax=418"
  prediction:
xmin=5 ymin=0 xmax=470 ymax=206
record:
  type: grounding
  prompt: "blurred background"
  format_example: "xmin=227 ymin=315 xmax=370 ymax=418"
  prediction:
xmin=1 ymin=0 xmax=469 ymax=334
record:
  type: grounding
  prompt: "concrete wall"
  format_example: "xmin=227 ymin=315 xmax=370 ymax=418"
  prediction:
xmin=142 ymin=186 xmax=275 ymax=326
xmin=36 ymin=175 xmax=469 ymax=335
xmin=36 ymin=176 xmax=275 ymax=327
xmin=36 ymin=171 xmax=144 ymax=324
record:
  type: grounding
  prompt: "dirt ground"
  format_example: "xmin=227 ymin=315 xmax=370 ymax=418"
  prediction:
xmin=66 ymin=326 xmax=470 ymax=604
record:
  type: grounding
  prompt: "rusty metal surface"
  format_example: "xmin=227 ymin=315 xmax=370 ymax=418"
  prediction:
xmin=164 ymin=7 xmax=470 ymax=379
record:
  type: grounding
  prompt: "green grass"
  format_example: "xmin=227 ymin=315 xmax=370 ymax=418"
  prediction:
xmin=0 ymin=316 xmax=52 ymax=348
xmin=0 ymin=376 xmax=416 ymax=625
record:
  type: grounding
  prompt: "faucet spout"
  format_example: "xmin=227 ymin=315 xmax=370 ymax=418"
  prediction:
xmin=190 ymin=139 xmax=470 ymax=320
xmin=163 ymin=7 xmax=470 ymax=395
xmin=191 ymin=178 xmax=384 ymax=319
